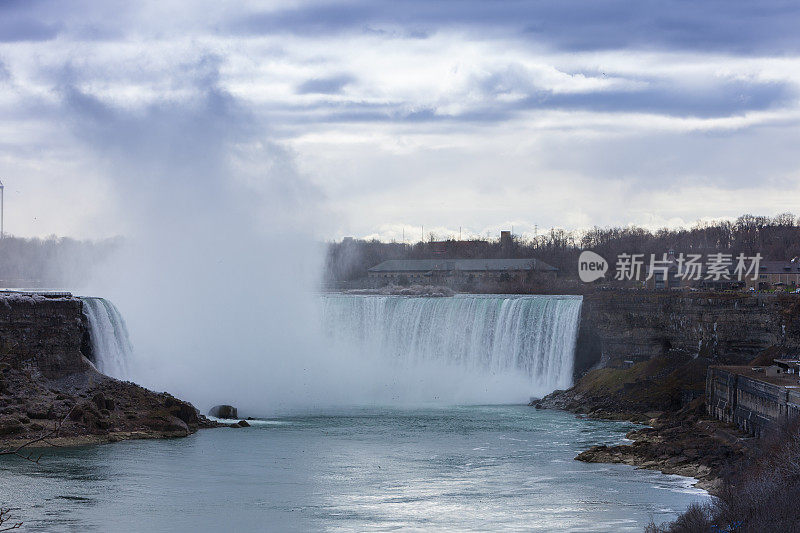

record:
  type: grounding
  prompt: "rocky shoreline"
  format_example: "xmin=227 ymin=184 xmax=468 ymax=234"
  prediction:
xmin=0 ymin=293 xmax=221 ymax=452
xmin=0 ymin=361 xmax=219 ymax=452
xmin=573 ymin=412 xmax=749 ymax=493
xmin=536 ymin=356 xmax=753 ymax=494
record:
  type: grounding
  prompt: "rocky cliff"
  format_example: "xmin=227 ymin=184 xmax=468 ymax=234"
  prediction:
xmin=0 ymin=292 xmax=213 ymax=448
xmin=573 ymin=291 xmax=800 ymax=376
xmin=0 ymin=293 xmax=91 ymax=377
xmin=541 ymin=290 xmax=800 ymax=492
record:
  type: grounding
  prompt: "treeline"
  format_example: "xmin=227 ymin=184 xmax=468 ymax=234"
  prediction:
xmin=0 ymin=236 xmax=119 ymax=288
xmin=325 ymin=213 xmax=800 ymax=281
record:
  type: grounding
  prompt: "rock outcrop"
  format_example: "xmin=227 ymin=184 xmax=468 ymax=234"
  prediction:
xmin=574 ymin=400 xmax=751 ymax=493
xmin=540 ymin=289 xmax=800 ymax=492
xmin=0 ymin=292 xmax=216 ymax=448
xmin=208 ymin=404 xmax=238 ymax=419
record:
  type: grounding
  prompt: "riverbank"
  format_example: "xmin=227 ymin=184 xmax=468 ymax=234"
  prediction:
xmin=536 ymin=353 xmax=754 ymax=493
xmin=573 ymin=405 xmax=749 ymax=493
xmin=0 ymin=361 xmax=218 ymax=451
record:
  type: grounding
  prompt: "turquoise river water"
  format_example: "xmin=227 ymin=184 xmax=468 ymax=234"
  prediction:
xmin=0 ymin=405 xmax=707 ymax=532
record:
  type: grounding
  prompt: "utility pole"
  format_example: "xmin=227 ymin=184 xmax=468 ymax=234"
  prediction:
xmin=0 ymin=179 xmax=4 ymax=239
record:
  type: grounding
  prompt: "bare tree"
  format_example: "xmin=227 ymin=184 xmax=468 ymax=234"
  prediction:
xmin=0 ymin=407 xmax=75 ymax=531
xmin=325 ymin=212 xmax=800 ymax=281
xmin=0 ymin=407 xmax=73 ymax=463
xmin=0 ymin=508 xmax=22 ymax=531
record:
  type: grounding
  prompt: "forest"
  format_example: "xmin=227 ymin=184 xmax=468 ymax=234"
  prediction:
xmin=0 ymin=236 xmax=119 ymax=288
xmin=325 ymin=213 xmax=800 ymax=282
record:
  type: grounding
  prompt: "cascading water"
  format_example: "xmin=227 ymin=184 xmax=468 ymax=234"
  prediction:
xmin=321 ymin=294 xmax=583 ymax=397
xmin=78 ymin=293 xmax=582 ymax=404
xmin=81 ymin=296 xmax=133 ymax=380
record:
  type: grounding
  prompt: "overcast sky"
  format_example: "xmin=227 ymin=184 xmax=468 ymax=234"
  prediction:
xmin=2 ymin=0 xmax=800 ymax=242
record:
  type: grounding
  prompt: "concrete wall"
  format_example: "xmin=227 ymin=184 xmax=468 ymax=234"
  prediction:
xmin=706 ymin=366 xmax=800 ymax=437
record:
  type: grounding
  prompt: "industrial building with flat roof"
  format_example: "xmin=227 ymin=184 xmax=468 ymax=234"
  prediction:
xmin=367 ymin=258 xmax=558 ymax=283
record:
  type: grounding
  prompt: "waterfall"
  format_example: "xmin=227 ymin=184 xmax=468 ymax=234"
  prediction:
xmin=321 ymin=294 xmax=583 ymax=395
xmin=81 ymin=297 xmax=133 ymax=380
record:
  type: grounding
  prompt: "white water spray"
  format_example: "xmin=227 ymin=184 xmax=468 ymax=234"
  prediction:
xmin=81 ymin=291 xmax=583 ymax=407
xmin=81 ymin=296 xmax=133 ymax=380
xmin=321 ymin=294 xmax=583 ymax=396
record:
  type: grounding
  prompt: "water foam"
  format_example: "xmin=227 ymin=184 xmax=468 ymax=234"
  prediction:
xmin=321 ymin=294 xmax=583 ymax=395
xmin=81 ymin=296 xmax=133 ymax=379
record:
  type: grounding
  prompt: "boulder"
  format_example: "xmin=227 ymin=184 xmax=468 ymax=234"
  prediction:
xmin=208 ymin=404 xmax=238 ymax=419
xmin=172 ymin=403 xmax=199 ymax=425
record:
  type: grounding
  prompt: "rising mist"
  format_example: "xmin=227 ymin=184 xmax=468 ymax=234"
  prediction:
xmin=60 ymin=58 xmax=547 ymax=414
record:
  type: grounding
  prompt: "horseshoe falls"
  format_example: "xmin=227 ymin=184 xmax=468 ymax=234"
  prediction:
xmin=77 ymin=293 xmax=582 ymax=405
xmin=321 ymin=294 xmax=583 ymax=402
xmin=81 ymin=296 xmax=134 ymax=380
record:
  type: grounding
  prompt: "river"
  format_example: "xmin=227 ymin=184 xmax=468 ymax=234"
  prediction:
xmin=1 ymin=405 xmax=707 ymax=532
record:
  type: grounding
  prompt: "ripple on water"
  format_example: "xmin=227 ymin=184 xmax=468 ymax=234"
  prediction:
xmin=3 ymin=405 xmax=707 ymax=532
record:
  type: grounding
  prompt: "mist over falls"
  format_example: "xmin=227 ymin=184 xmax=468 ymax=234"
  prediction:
xmin=84 ymin=294 xmax=584 ymax=410
xmin=41 ymin=52 xmax=588 ymax=412
xmin=321 ymin=295 xmax=583 ymax=402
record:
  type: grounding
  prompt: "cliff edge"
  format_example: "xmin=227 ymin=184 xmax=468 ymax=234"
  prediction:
xmin=541 ymin=290 xmax=800 ymax=492
xmin=0 ymin=292 xmax=214 ymax=449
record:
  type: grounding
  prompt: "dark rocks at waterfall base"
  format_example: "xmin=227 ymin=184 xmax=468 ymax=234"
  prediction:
xmin=0 ymin=293 xmax=221 ymax=449
xmin=0 ymin=362 xmax=220 ymax=448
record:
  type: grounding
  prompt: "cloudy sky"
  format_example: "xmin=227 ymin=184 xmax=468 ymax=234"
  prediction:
xmin=2 ymin=0 xmax=800 ymax=242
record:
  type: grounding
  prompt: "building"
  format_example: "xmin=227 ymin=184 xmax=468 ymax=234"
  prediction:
xmin=773 ymin=359 xmax=800 ymax=374
xmin=367 ymin=258 xmax=558 ymax=284
xmin=644 ymin=249 xmax=752 ymax=290
xmin=746 ymin=258 xmax=800 ymax=290
xmin=707 ymin=363 xmax=800 ymax=437
xmin=644 ymin=250 xmax=688 ymax=290
xmin=500 ymin=230 xmax=513 ymax=254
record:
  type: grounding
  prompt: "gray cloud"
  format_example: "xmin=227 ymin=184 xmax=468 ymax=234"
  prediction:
xmin=5 ymin=0 xmax=800 ymax=55
xmin=0 ymin=0 xmax=64 ymax=42
xmin=267 ymin=74 xmax=795 ymax=126
xmin=2 ymin=0 xmax=800 ymax=241
xmin=296 ymin=74 xmax=354 ymax=94
xmin=518 ymin=80 xmax=795 ymax=119
xmin=534 ymin=121 xmax=800 ymax=188
xmin=228 ymin=0 xmax=800 ymax=54
xmin=0 ymin=17 xmax=61 ymax=42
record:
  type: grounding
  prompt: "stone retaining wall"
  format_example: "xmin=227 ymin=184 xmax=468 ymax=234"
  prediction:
xmin=706 ymin=366 xmax=800 ymax=436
